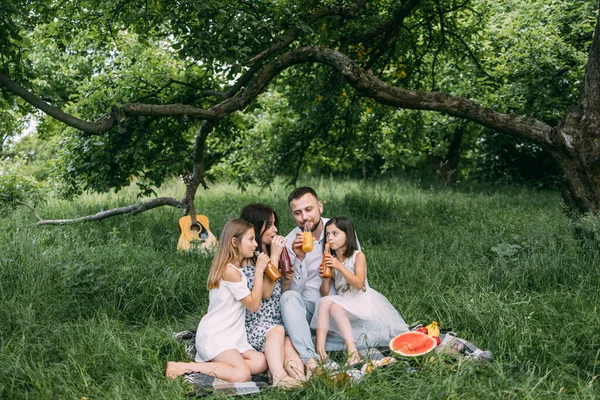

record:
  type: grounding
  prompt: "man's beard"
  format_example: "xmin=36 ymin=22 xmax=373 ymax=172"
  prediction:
xmin=309 ymin=217 xmax=321 ymax=233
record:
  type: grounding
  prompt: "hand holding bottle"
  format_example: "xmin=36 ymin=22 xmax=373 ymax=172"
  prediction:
xmin=322 ymin=253 xmax=343 ymax=273
xmin=302 ymin=221 xmax=314 ymax=252
xmin=254 ymin=252 xmax=270 ymax=274
xmin=292 ymin=231 xmax=306 ymax=259
xmin=256 ymin=251 xmax=280 ymax=281
xmin=321 ymin=243 xmax=333 ymax=278
xmin=270 ymin=235 xmax=286 ymax=258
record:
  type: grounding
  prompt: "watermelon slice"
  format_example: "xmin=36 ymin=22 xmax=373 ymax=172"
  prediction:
xmin=389 ymin=331 xmax=437 ymax=357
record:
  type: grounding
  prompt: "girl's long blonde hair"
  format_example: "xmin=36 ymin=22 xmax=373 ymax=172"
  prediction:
xmin=207 ymin=218 xmax=254 ymax=290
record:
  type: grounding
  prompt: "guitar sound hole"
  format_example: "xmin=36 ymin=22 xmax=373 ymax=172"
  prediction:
xmin=190 ymin=223 xmax=209 ymax=240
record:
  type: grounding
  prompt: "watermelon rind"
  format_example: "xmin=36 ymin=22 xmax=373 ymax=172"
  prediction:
xmin=389 ymin=331 xmax=437 ymax=357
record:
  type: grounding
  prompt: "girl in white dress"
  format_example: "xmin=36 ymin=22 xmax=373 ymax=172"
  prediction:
xmin=311 ymin=217 xmax=409 ymax=365
xmin=166 ymin=219 xmax=270 ymax=381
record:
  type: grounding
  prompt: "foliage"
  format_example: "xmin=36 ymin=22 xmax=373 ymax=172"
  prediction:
xmin=10 ymin=129 xmax=59 ymax=181
xmin=473 ymin=132 xmax=561 ymax=187
xmin=38 ymin=29 xmax=216 ymax=197
xmin=222 ymin=0 xmax=597 ymax=187
xmin=478 ymin=0 xmax=596 ymax=123
xmin=1 ymin=178 xmax=600 ymax=398
xmin=0 ymin=0 xmax=599 ymax=207
xmin=0 ymin=107 xmax=25 ymax=154
xmin=0 ymin=155 xmax=49 ymax=212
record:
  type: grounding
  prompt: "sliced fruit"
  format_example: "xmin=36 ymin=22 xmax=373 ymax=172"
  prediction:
xmin=389 ymin=331 xmax=437 ymax=357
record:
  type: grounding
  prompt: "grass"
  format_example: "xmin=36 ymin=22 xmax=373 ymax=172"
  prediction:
xmin=1 ymin=177 xmax=599 ymax=399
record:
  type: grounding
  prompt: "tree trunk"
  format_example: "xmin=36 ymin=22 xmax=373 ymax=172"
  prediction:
xmin=427 ymin=129 xmax=463 ymax=187
xmin=550 ymin=107 xmax=600 ymax=216
xmin=550 ymin=10 xmax=600 ymax=216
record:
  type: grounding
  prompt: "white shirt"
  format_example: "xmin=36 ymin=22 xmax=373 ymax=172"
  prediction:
xmin=285 ymin=217 xmax=332 ymax=304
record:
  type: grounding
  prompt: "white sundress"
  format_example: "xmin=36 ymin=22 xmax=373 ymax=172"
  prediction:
xmin=195 ymin=264 xmax=255 ymax=361
xmin=311 ymin=250 xmax=409 ymax=347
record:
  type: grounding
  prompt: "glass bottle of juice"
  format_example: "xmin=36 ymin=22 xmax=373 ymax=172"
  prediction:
xmin=279 ymin=247 xmax=292 ymax=275
xmin=321 ymin=243 xmax=332 ymax=278
xmin=302 ymin=221 xmax=314 ymax=252
xmin=265 ymin=261 xmax=282 ymax=281
xmin=256 ymin=251 xmax=281 ymax=281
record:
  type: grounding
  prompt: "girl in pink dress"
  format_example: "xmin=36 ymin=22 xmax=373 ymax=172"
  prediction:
xmin=311 ymin=217 xmax=409 ymax=365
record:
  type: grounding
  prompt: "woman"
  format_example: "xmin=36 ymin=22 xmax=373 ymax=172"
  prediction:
xmin=240 ymin=203 xmax=305 ymax=387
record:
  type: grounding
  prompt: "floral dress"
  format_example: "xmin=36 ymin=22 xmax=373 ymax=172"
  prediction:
xmin=243 ymin=264 xmax=284 ymax=352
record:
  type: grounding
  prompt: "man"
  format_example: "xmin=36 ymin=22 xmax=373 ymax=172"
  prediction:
xmin=280 ymin=187 xmax=354 ymax=371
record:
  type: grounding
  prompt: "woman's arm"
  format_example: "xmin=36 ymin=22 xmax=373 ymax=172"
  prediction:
xmin=262 ymin=235 xmax=286 ymax=298
xmin=327 ymin=252 xmax=366 ymax=290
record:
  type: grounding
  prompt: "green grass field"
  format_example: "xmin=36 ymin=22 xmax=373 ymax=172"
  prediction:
xmin=1 ymin=178 xmax=599 ymax=399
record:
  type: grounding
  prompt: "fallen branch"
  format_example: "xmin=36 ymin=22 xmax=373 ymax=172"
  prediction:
xmin=15 ymin=197 xmax=183 ymax=225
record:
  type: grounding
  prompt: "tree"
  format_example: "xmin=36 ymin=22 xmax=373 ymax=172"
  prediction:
xmin=0 ymin=0 xmax=599 ymax=223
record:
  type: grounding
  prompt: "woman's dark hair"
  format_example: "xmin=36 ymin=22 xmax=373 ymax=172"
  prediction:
xmin=240 ymin=203 xmax=279 ymax=256
xmin=324 ymin=217 xmax=358 ymax=258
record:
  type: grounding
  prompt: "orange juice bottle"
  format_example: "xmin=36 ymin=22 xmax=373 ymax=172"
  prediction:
xmin=302 ymin=221 xmax=313 ymax=252
xmin=265 ymin=261 xmax=282 ymax=281
xmin=321 ymin=243 xmax=332 ymax=278
xmin=256 ymin=251 xmax=281 ymax=281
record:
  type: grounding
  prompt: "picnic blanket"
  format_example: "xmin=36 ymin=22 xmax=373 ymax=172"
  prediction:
xmin=172 ymin=328 xmax=491 ymax=397
xmin=172 ymin=330 xmax=392 ymax=397
xmin=173 ymin=330 xmax=267 ymax=396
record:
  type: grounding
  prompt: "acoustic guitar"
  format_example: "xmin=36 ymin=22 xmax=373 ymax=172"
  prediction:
xmin=177 ymin=174 xmax=217 ymax=251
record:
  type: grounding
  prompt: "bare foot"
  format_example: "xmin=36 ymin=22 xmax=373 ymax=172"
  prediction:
xmin=288 ymin=367 xmax=307 ymax=382
xmin=304 ymin=357 xmax=318 ymax=380
xmin=165 ymin=361 xmax=191 ymax=379
xmin=305 ymin=357 xmax=318 ymax=372
xmin=273 ymin=375 xmax=303 ymax=389
xmin=347 ymin=351 xmax=362 ymax=366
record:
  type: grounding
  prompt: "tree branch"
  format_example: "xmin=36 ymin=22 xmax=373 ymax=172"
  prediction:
xmin=192 ymin=120 xmax=214 ymax=191
xmin=276 ymin=47 xmax=554 ymax=147
xmin=246 ymin=0 xmax=368 ymax=65
xmin=1 ymin=45 xmax=554 ymax=149
xmin=0 ymin=72 xmax=116 ymax=134
xmin=446 ymin=30 xmax=500 ymax=85
xmin=15 ymin=197 xmax=184 ymax=225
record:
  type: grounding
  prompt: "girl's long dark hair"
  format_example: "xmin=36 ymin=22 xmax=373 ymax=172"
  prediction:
xmin=240 ymin=203 xmax=279 ymax=258
xmin=324 ymin=217 xmax=358 ymax=258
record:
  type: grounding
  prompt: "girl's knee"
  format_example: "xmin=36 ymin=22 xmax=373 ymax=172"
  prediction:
xmin=246 ymin=351 xmax=267 ymax=373
xmin=320 ymin=298 xmax=333 ymax=310
xmin=230 ymin=366 xmax=252 ymax=382
xmin=330 ymin=303 xmax=345 ymax=316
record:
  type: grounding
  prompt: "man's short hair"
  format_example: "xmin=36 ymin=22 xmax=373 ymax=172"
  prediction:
xmin=288 ymin=186 xmax=319 ymax=204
